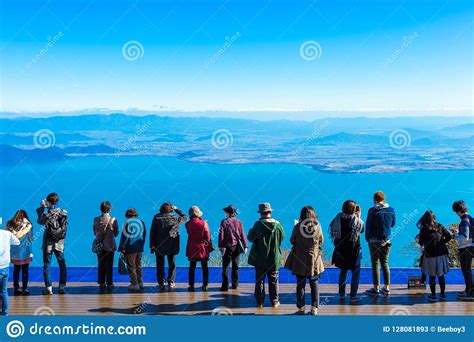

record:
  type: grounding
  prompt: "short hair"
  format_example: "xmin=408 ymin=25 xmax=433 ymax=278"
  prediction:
xmin=100 ymin=201 xmax=111 ymax=213
xmin=342 ymin=200 xmax=357 ymax=215
xmin=373 ymin=191 xmax=385 ymax=203
xmin=46 ymin=192 xmax=59 ymax=205
xmin=160 ymin=202 xmax=174 ymax=214
xmin=125 ymin=208 xmax=139 ymax=218
xmin=452 ymin=200 xmax=468 ymax=214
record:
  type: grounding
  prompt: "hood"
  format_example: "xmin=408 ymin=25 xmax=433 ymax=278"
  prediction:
xmin=259 ymin=218 xmax=280 ymax=232
xmin=374 ymin=203 xmax=390 ymax=210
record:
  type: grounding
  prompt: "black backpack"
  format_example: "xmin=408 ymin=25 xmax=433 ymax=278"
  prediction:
xmin=45 ymin=209 xmax=68 ymax=242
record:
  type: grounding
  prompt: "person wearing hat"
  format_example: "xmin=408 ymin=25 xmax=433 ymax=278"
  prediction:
xmin=185 ymin=206 xmax=212 ymax=292
xmin=248 ymin=202 xmax=285 ymax=308
xmin=218 ymin=205 xmax=248 ymax=291
xmin=150 ymin=202 xmax=187 ymax=291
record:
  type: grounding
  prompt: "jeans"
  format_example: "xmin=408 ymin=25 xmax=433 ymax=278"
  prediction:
xmin=13 ymin=264 xmax=30 ymax=291
xmin=459 ymin=247 xmax=474 ymax=295
xmin=97 ymin=251 xmax=114 ymax=286
xmin=189 ymin=260 xmax=209 ymax=286
xmin=0 ymin=267 xmax=8 ymax=315
xmin=43 ymin=249 xmax=67 ymax=287
xmin=338 ymin=252 xmax=362 ymax=297
xmin=255 ymin=266 xmax=279 ymax=305
xmin=126 ymin=252 xmax=143 ymax=286
xmin=156 ymin=254 xmax=176 ymax=285
xmin=369 ymin=242 xmax=391 ymax=286
xmin=222 ymin=246 xmax=240 ymax=289
xmin=296 ymin=275 xmax=319 ymax=308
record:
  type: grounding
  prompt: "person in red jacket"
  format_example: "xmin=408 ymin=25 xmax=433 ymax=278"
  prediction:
xmin=185 ymin=206 xmax=212 ymax=292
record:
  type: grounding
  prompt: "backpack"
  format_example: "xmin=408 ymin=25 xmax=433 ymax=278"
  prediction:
xmin=462 ymin=216 xmax=474 ymax=242
xmin=45 ymin=209 xmax=68 ymax=242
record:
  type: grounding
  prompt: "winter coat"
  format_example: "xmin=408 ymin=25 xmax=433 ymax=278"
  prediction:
xmin=218 ymin=217 xmax=248 ymax=249
xmin=118 ymin=218 xmax=146 ymax=254
xmin=185 ymin=217 xmax=212 ymax=261
xmin=247 ymin=218 xmax=285 ymax=269
xmin=365 ymin=204 xmax=396 ymax=242
xmin=150 ymin=209 xmax=187 ymax=256
xmin=93 ymin=214 xmax=119 ymax=252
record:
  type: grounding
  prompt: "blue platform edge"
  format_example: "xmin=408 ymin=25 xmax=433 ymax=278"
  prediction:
xmin=8 ymin=266 xmax=467 ymax=284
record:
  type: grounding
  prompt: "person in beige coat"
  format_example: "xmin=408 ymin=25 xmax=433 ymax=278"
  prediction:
xmin=285 ymin=206 xmax=325 ymax=315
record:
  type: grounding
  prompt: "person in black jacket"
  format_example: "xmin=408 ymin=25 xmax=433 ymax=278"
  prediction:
xmin=365 ymin=191 xmax=396 ymax=297
xmin=417 ymin=210 xmax=451 ymax=302
xmin=150 ymin=202 xmax=187 ymax=291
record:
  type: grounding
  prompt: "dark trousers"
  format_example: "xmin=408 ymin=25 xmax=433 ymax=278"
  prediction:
xmin=255 ymin=266 xmax=279 ymax=305
xmin=338 ymin=252 xmax=362 ymax=298
xmin=459 ymin=247 xmax=474 ymax=295
xmin=189 ymin=260 xmax=209 ymax=286
xmin=156 ymin=254 xmax=176 ymax=285
xmin=43 ymin=250 xmax=67 ymax=287
xmin=222 ymin=246 xmax=240 ymax=289
xmin=13 ymin=264 xmax=29 ymax=291
xmin=296 ymin=275 xmax=319 ymax=308
xmin=97 ymin=251 xmax=114 ymax=286
xmin=429 ymin=275 xmax=446 ymax=295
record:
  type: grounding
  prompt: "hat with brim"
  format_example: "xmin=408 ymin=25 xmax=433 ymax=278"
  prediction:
xmin=257 ymin=202 xmax=273 ymax=214
xmin=223 ymin=205 xmax=238 ymax=215
xmin=189 ymin=206 xmax=203 ymax=218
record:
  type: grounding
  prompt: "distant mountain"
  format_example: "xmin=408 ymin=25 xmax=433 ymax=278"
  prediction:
xmin=0 ymin=145 xmax=65 ymax=164
xmin=151 ymin=134 xmax=188 ymax=143
xmin=438 ymin=124 xmax=474 ymax=138
xmin=308 ymin=132 xmax=388 ymax=145
xmin=0 ymin=133 xmax=92 ymax=146
xmin=62 ymin=144 xmax=117 ymax=154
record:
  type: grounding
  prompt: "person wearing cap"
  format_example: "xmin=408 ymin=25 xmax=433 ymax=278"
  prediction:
xmin=218 ymin=205 xmax=248 ymax=291
xmin=248 ymin=202 xmax=285 ymax=308
xmin=185 ymin=206 xmax=212 ymax=292
xmin=150 ymin=202 xmax=187 ymax=291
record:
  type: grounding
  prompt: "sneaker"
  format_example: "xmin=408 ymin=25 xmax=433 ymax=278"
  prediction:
xmin=14 ymin=289 xmax=22 ymax=296
xmin=365 ymin=288 xmax=380 ymax=296
xmin=138 ymin=283 xmax=144 ymax=290
xmin=457 ymin=292 xmax=474 ymax=301
xmin=168 ymin=282 xmax=176 ymax=289
xmin=296 ymin=307 xmax=305 ymax=315
xmin=350 ymin=296 xmax=361 ymax=303
xmin=128 ymin=284 xmax=141 ymax=292
xmin=439 ymin=293 xmax=447 ymax=301
xmin=219 ymin=286 xmax=229 ymax=292
xmin=106 ymin=284 xmax=115 ymax=292
xmin=202 ymin=285 xmax=208 ymax=292
xmin=21 ymin=289 xmax=30 ymax=296
xmin=380 ymin=288 xmax=390 ymax=296
xmin=256 ymin=303 xmax=264 ymax=308
xmin=338 ymin=293 xmax=346 ymax=300
xmin=158 ymin=284 xmax=167 ymax=292
xmin=427 ymin=294 xmax=437 ymax=302
xmin=188 ymin=286 xmax=195 ymax=292
xmin=272 ymin=301 xmax=281 ymax=308
xmin=58 ymin=286 xmax=66 ymax=295
xmin=43 ymin=287 xmax=53 ymax=295
xmin=0 ymin=312 xmax=8 ymax=316
xmin=310 ymin=307 xmax=318 ymax=316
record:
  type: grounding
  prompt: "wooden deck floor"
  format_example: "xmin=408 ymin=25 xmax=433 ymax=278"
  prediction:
xmin=9 ymin=282 xmax=473 ymax=316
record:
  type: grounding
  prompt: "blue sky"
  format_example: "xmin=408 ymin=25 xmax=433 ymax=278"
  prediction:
xmin=0 ymin=0 xmax=472 ymax=118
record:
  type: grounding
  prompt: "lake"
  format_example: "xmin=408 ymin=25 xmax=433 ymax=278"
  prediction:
xmin=1 ymin=155 xmax=472 ymax=267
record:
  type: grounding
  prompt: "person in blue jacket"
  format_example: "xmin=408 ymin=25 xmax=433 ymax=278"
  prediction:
xmin=365 ymin=191 xmax=396 ymax=296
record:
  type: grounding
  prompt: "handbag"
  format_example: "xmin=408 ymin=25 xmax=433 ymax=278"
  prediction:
xmin=225 ymin=219 xmax=245 ymax=254
xmin=92 ymin=217 xmax=113 ymax=254
xmin=118 ymin=253 xmax=128 ymax=275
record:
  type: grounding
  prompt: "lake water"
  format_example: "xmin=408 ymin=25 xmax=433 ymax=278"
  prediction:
xmin=1 ymin=155 xmax=472 ymax=267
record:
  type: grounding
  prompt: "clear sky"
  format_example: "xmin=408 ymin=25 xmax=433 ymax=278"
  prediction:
xmin=0 ymin=0 xmax=472 ymax=118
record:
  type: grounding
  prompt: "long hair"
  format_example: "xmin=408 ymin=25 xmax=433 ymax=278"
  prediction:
xmin=9 ymin=210 xmax=29 ymax=231
xmin=299 ymin=206 xmax=318 ymax=226
xmin=416 ymin=210 xmax=441 ymax=233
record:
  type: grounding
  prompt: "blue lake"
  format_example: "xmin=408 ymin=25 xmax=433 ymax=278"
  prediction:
xmin=1 ymin=156 xmax=472 ymax=267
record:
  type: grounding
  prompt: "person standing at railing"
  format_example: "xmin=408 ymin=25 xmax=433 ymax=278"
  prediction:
xmin=0 ymin=226 xmax=20 ymax=316
xmin=365 ymin=191 xmax=395 ymax=297
xmin=248 ymin=202 xmax=285 ymax=308
xmin=150 ymin=202 xmax=187 ymax=292
xmin=218 ymin=205 xmax=247 ymax=291
xmin=285 ymin=206 xmax=324 ymax=315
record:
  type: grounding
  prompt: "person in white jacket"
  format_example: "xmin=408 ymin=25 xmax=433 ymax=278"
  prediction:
xmin=0 ymin=229 xmax=20 ymax=316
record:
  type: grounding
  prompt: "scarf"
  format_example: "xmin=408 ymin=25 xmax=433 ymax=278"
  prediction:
xmin=329 ymin=212 xmax=364 ymax=243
